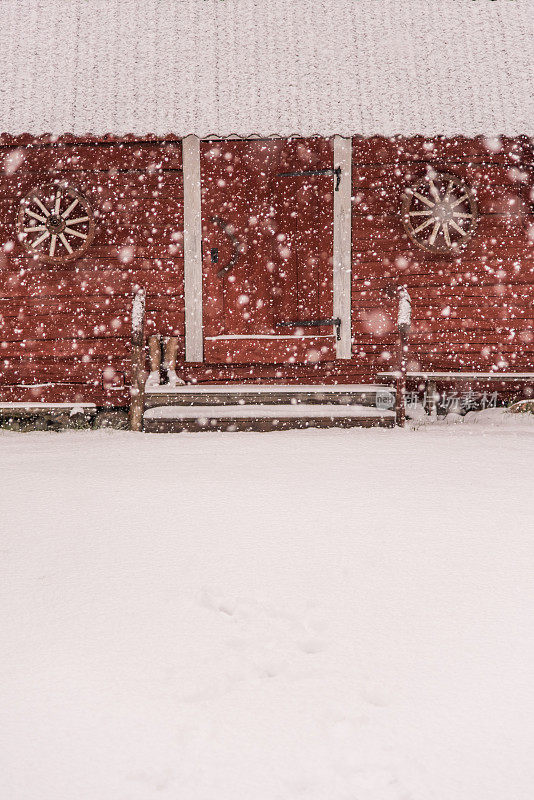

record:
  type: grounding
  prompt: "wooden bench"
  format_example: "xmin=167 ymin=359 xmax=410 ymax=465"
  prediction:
xmin=378 ymin=371 xmax=534 ymax=414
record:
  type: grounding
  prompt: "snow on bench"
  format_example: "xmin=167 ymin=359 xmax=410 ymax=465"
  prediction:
xmin=144 ymin=404 xmax=394 ymax=420
xmin=145 ymin=384 xmax=393 ymax=395
xmin=378 ymin=372 xmax=534 ymax=382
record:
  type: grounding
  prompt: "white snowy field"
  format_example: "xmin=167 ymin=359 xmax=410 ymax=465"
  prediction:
xmin=1 ymin=423 xmax=534 ymax=800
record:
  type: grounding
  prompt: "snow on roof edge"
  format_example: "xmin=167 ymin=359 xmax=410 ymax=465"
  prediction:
xmin=1 ymin=0 xmax=533 ymax=138
xmin=0 ymin=131 xmax=532 ymax=144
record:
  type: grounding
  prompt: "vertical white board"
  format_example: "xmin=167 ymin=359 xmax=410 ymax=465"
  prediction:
xmin=333 ymin=135 xmax=352 ymax=359
xmin=182 ymin=135 xmax=203 ymax=362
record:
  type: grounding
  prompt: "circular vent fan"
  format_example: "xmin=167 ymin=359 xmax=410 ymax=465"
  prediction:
xmin=18 ymin=183 xmax=95 ymax=263
xmin=401 ymin=173 xmax=478 ymax=253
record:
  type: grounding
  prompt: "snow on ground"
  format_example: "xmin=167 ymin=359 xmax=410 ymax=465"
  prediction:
xmin=1 ymin=423 xmax=534 ymax=800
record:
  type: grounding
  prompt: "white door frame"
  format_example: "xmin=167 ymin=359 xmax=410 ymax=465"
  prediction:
xmin=182 ymin=135 xmax=203 ymax=362
xmin=182 ymin=135 xmax=352 ymax=362
xmin=333 ymin=135 xmax=352 ymax=359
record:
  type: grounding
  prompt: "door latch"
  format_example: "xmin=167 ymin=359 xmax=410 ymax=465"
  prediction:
xmin=209 ymin=216 xmax=241 ymax=276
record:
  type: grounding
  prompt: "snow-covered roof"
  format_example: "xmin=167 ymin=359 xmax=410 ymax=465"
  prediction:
xmin=1 ymin=0 xmax=533 ymax=138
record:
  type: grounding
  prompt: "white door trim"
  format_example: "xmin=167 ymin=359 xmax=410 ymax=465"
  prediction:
xmin=183 ymin=136 xmax=351 ymax=363
xmin=182 ymin=135 xmax=204 ymax=362
xmin=333 ymin=135 xmax=352 ymax=359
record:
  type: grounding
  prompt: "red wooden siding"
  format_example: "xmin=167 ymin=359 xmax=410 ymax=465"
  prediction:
xmin=0 ymin=137 xmax=184 ymax=405
xmin=0 ymin=134 xmax=532 ymax=405
xmin=351 ymin=136 xmax=534 ymax=377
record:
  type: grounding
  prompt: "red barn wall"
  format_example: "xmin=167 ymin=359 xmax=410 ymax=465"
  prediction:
xmin=0 ymin=134 xmax=532 ymax=406
xmin=351 ymin=136 xmax=534 ymax=378
xmin=0 ymin=136 xmax=184 ymax=406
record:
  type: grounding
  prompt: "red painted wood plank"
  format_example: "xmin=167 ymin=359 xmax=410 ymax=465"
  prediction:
xmin=352 ymin=188 xmax=531 ymax=217
xmin=0 ymin=313 xmax=182 ymax=342
xmin=352 ymin=136 xmax=525 ymax=165
xmin=0 ymin=269 xmax=184 ymax=297
xmin=0 ymin=338 xmax=131 ymax=358
xmin=0 ymin=361 xmax=128 ymax=384
xmin=204 ymin=337 xmax=336 ymax=365
xmin=352 ymin=164 xmax=531 ymax=193
xmin=0 ymin=384 xmax=130 ymax=407
xmin=351 ymin=273 xmax=534 ymax=291
xmin=0 ymin=172 xmax=184 ymax=203
xmin=0 ymin=312 xmax=131 ymax=340
xmin=0 ymin=132 xmax=182 ymax=146
xmin=352 ymin=283 xmax=534 ymax=301
xmin=6 ymin=141 xmax=183 ymax=172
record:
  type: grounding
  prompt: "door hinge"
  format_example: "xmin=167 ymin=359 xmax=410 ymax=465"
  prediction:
xmin=276 ymin=317 xmax=341 ymax=340
xmin=278 ymin=167 xmax=342 ymax=191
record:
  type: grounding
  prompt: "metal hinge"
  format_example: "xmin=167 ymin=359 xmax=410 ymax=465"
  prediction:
xmin=276 ymin=317 xmax=342 ymax=340
xmin=278 ymin=167 xmax=342 ymax=191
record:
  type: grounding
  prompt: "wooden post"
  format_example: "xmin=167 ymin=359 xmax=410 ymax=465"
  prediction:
xmin=129 ymin=289 xmax=146 ymax=431
xmin=396 ymin=287 xmax=411 ymax=427
xmin=425 ymin=379 xmax=438 ymax=417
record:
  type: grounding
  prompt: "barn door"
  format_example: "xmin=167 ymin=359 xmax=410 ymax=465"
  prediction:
xmin=201 ymin=139 xmax=336 ymax=364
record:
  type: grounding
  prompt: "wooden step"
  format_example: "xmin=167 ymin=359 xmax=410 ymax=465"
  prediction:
xmin=144 ymin=383 xmax=396 ymax=410
xmin=143 ymin=403 xmax=395 ymax=432
xmin=0 ymin=402 xmax=96 ymax=419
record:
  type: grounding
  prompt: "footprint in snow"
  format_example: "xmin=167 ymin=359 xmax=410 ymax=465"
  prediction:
xmin=361 ymin=680 xmax=392 ymax=707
